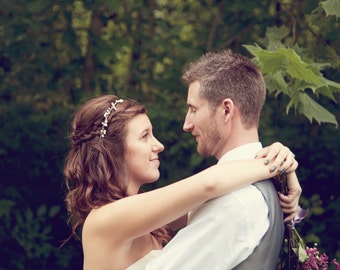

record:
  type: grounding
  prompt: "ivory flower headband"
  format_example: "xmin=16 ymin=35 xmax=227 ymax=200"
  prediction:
xmin=99 ymin=99 xmax=124 ymax=138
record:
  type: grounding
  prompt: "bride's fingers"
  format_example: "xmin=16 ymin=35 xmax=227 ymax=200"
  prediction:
xmin=269 ymin=156 xmax=298 ymax=174
xmin=279 ymin=193 xmax=299 ymax=208
xmin=280 ymin=158 xmax=298 ymax=174
xmin=255 ymin=142 xmax=284 ymax=161
xmin=284 ymin=212 xmax=296 ymax=222
xmin=255 ymin=143 xmax=297 ymax=173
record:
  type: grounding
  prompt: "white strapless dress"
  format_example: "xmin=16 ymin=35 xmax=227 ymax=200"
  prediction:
xmin=126 ymin=250 xmax=162 ymax=270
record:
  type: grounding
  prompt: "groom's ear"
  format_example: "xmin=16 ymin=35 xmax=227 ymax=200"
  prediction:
xmin=222 ymin=98 xmax=234 ymax=121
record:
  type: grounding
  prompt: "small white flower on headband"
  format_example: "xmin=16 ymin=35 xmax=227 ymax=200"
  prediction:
xmin=99 ymin=99 xmax=124 ymax=138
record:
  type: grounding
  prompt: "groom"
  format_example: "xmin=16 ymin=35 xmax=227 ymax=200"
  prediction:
xmin=146 ymin=50 xmax=301 ymax=269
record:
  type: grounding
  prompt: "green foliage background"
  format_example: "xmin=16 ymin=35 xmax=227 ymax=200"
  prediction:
xmin=0 ymin=0 xmax=339 ymax=269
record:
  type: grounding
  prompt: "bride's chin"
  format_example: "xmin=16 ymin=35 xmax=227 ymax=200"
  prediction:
xmin=150 ymin=173 xmax=160 ymax=183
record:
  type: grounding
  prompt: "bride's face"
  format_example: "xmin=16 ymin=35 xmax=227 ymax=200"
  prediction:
xmin=124 ymin=113 xmax=164 ymax=195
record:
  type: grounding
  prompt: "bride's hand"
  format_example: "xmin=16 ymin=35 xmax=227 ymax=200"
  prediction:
xmin=255 ymin=142 xmax=298 ymax=173
xmin=279 ymin=172 xmax=302 ymax=222
xmin=255 ymin=142 xmax=302 ymax=222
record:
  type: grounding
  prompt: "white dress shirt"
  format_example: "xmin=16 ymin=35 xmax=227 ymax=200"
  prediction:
xmin=145 ymin=142 xmax=269 ymax=269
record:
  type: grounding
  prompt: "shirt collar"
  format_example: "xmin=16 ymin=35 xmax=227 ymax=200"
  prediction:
xmin=218 ymin=142 xmax=263 ymax=163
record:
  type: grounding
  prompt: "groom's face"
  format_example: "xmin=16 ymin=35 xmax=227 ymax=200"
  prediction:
xmin=183 ymin=81 xmax=223 ymax=158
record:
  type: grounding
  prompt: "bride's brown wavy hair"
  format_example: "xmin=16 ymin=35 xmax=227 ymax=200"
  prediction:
xmin=63 ymin=95 xmax=172 ymax=246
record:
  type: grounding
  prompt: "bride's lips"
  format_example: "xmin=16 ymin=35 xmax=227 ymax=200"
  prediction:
xmin=150 ymin=157 xmax=160 ymax=164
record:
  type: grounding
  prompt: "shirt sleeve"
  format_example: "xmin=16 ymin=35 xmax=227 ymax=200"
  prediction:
xmin=145 ymin=185 xmax=269 ymax=269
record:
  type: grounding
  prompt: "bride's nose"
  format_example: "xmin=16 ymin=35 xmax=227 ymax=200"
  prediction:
xmin=152 ymin=138 xmax=164 ymax=152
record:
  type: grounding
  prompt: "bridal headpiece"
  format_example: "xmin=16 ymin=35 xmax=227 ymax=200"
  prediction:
xmin=99 ymin=98 xmax=124 ymax=138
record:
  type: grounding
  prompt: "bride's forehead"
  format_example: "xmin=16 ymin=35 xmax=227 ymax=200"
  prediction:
xmin=126 ymin=114 xmax=152 ymax=131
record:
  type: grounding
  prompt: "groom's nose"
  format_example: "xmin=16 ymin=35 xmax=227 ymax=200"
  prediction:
xmin=183 ymin=114 xmax=194 ymax=132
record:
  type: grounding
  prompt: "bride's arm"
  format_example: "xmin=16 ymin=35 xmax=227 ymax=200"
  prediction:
xmin=90 ymin=157 xmax=297 ymax=244
xmin=167 ymin=142 xmax=299 ymax=231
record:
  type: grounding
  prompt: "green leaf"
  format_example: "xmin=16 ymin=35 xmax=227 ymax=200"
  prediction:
xmin=37 ymin=204 xmax=47 ymax=217
xmin=297 ymin=244 xmax=309 ymax=263
xmin=246 ymin=47 xmax=286 ymax=74
xmin=243 ymin=44 xmax=262 ymax=56
xmin=0 ymin=199 xmax=15 ymax=217
xmin=292 ymin=93 xmax=338 ymax=127
xmin=316 ymin=77 xmax=340 ymax=96
xmin=311 ymin=83 xmax=337 ymax=101
xmin=266 ymin=26 xmax=290 ymax=49
xmin=245 ymin=46 xmax=323 ymax=85
xmin=190 ymin=152 xmax=204 ymax=168
xmin=26 ymin=0 xmax=47 ymax=14
xmin=245 ymin=45 xmax=339 ymax=126
xmin=102 ymin=0 xmax=121 ymax=10
xmin=263 ymin=73 xmax=288 ymax=96
xmin=25 ymin=208 xmax=34 ymax=222
xmin=283 ymin=50 xmax=322 ymax=85
xmin=49 ymin=205 xmax=60 ymax=217
xmin=43 ymin=225 xmax=52 ymax=235
xmin=320 ymin=0 xmax=340 ymax=19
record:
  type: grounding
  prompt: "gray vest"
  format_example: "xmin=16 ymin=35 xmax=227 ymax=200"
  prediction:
xmin=233 ymin=179 xmax=284 ymax=270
